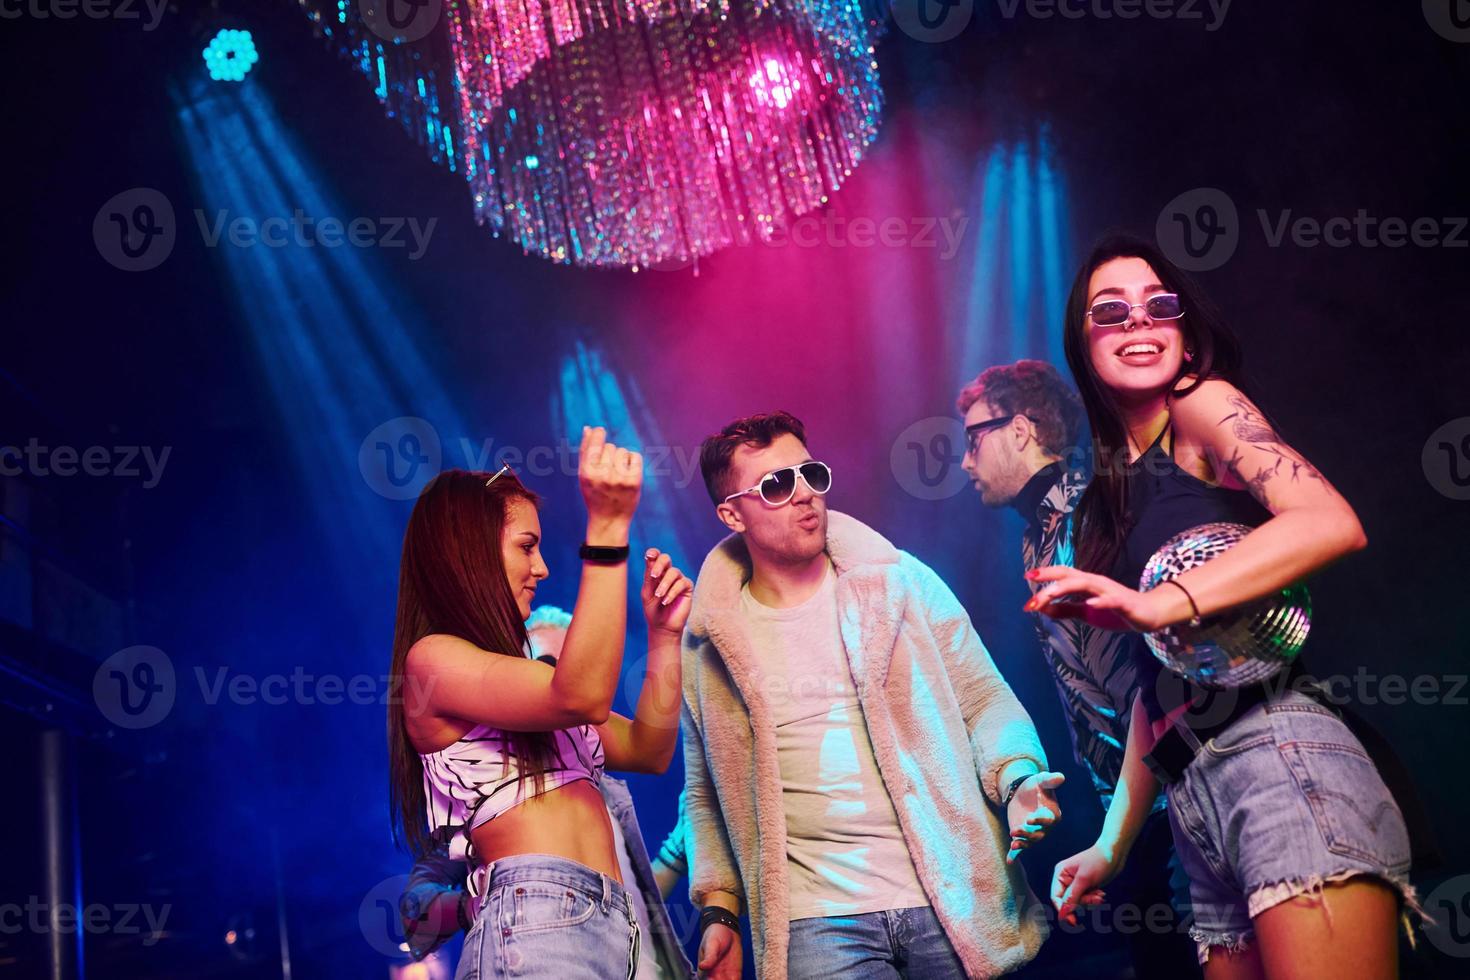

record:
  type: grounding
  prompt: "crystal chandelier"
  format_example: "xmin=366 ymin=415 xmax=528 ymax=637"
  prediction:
xmin=300 ymin=0 xmax=885 ymax=269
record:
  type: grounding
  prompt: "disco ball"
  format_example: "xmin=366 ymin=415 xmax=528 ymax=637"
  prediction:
xmin=1140 ymin=522 xmax=1311 ymax=689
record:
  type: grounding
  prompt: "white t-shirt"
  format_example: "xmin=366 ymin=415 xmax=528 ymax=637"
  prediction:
xmin=740 ymin=565 xmax=930 ymax=921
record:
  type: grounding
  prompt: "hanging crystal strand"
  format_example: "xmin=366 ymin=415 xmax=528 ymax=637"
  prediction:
xmin=296 ymin=0 xmax=469 ymax=169
xmin=298 ymin=0 xmax=885 ymax=268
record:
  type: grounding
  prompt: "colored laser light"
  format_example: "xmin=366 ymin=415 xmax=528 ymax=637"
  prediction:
xmin=203 ymin=29 xmax=260 ymax=83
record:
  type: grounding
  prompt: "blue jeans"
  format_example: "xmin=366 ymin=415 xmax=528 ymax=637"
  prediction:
xmin=456 ymin=854 xmax=640 ymax=980
xmin=786 ymin=907 xmax=965 ymax=979
xmin=1166 ymin=691 xmax=1415 ymax=964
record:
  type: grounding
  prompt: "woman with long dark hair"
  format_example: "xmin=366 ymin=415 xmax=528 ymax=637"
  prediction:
xmin=389 ymin=426 xmax=692 ymax=980
xmin=1026 ymin=236 xmax=1418 ymax=978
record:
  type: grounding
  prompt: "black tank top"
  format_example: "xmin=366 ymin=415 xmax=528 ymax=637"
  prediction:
xmin=1107 ymin=427 xmax=1433 ymax=856
xmin=1109 ymin=423 xmax=1272 ymax=591
xmin=1109 ymin=422 xmax=1274 ymax=719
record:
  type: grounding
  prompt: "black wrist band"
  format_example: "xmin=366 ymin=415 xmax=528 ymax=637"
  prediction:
xmin=1163 ymin=578 xmax=1202 ymax=627
xmin=699 ymin=906 xmax=740 ymax=935
xmin=579 ymin=543 xmax=630 ymax=564
xmin=1001 ymin=773 xmax=1033 ymax=808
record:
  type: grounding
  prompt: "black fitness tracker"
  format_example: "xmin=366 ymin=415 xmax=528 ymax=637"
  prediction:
xmin=579 ymin=543 xmax=631 ymax=564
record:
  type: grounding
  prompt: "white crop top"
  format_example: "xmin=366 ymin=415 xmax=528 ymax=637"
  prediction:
xmin=421 ymin=722 xmax=605 ymax=861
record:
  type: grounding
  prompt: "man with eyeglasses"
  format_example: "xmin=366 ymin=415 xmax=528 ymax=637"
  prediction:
xmin=679 ymin=410 xmax=1062 ymax=980
xmin=957 ymin=361 xmax=1200 ymax=978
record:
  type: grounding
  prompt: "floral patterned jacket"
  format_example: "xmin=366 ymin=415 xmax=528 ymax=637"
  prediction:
xmin=1018 ymin=463 xmax=1164 ymax=813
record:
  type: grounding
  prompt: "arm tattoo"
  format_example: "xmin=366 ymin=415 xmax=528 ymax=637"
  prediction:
xmin=1219 ymin=395 xmax=1280 ymax=444
xmin=1216 ymin=395 xmax=1331 ymax=509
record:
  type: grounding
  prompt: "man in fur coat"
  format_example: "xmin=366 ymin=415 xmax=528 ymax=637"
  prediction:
xmin=681 ymin=411 xmax=1064 ymax=979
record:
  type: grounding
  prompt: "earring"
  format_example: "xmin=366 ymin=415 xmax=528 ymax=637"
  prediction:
xmin=1184 ymin=349 xmax=1195 ymax=363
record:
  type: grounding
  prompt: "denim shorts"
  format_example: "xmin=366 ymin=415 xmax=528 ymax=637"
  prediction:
xmin=455 ymin=854 xmax=640 ymax=980
xmin=1165 ymin=690 xmax=1418 ymax=964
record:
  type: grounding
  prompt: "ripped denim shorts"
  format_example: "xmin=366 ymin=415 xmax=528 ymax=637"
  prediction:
xmin=1165 ymin=689 xmax=1419 ymax=964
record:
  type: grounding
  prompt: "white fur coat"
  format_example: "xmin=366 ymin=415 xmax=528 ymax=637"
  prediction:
xmin=680 ymin=511 xmax=1051 ymax=978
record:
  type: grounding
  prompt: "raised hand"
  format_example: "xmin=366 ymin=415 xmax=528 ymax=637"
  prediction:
xmin=1006 ymin=771 xmax=1065 ymax=864
xmin=641 ymin=548 xmax=692 ymax=637
xmin=578 ymin=426 xmax=642 ymax=540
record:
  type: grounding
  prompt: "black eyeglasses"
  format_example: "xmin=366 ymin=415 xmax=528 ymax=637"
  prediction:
xmin=965 ymin=415 xmax=1036 ymax=455
xmin=724 ymin=461 xmax=833 ymax=506
xmin=1087 ymin=292 xmax=1184 ymax=328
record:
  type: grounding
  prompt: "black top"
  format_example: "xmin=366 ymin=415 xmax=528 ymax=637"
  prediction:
xmin=1010 ymin=461 xmax=1064 ymax=528
xmin=1107 ymin=423 xmax=1273 ymax=718
xmin=1109 ymin=425 xmax=1271 ymax=590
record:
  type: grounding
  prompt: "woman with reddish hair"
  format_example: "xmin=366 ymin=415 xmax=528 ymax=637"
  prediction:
xmin=388 ymin=426 xmax=692 ymax=980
